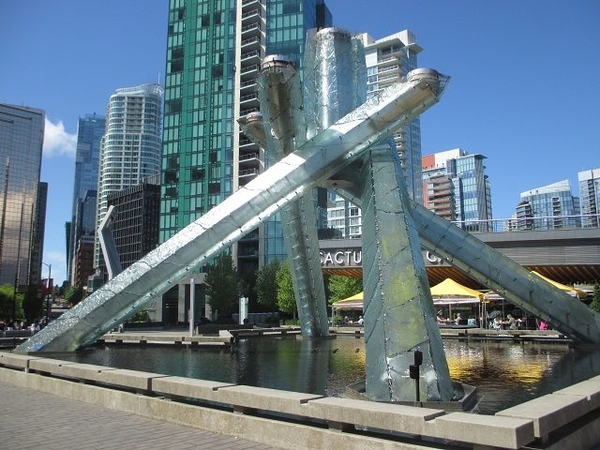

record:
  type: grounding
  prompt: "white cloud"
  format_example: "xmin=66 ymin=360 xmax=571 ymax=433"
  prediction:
xmin=43 ymin=117 xmax=77 ymax=158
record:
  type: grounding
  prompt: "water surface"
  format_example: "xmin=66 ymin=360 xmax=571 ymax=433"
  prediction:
xmin=59 ymin=336 xmax=600 ymax=414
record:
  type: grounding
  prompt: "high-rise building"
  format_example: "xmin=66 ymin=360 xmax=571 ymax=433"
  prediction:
xmin=516 ymin=180 xmax=580 ymax=231
xmin=0 ymin=103 xmax=46 ymax=298
xmin=71 ymin=190 xmax=96 ymax=289
xmin=422 ymin=148 xmax=492 ymax=232
xmin=326 ymin=30 xmax=422 ymax=238
xmin=107 ymin=174 xmax=160 ymax=270
xmin=578 ymin=168 xmax=600 ymax=228
xmin=161 ymin=0 xmax=332 ymax=284
xmin=363 ymin=31 xmax=423 ymax=203
xmin=94 ymin=84 xmax=163 ymax=275
xmin=68 ymin=114 xmax=105 ymax=285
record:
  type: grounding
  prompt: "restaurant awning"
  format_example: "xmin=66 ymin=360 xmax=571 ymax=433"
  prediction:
xmin=332 ymin=291 xmax=363 ymax=311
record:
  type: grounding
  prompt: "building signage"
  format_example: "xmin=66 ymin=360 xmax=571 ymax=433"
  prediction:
xmin=320 ymin=250 xmax=362 ymax=267
xmin=320 ymin=248 xmax=445 ymax=268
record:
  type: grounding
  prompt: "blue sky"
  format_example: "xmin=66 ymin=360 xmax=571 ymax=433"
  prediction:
xmin=1 ymin=0 xmax=599 ymax=285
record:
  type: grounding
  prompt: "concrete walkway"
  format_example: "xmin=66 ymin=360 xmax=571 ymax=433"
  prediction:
xmin=0 ymin=382 xmax=284 ymax=450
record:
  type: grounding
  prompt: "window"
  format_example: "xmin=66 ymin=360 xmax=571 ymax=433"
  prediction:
xmin=191 ymin=167 xmax=204 ymax=181
xmin=172 ymin=47 xmax=184 ymax=59
xmin=283 ymin=0 xmax=300 ymax=14
xmin=166 ymin=99 xmax=182 ymax=114
xmin=212 ymin=64 xmax=223 ymax=77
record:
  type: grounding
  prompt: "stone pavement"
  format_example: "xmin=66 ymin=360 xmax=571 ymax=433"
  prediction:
xmin=0 ymin=382 xmax=284 ymax=450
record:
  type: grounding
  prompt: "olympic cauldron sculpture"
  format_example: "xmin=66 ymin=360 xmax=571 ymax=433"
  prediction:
xmin=16 ymin=28 xmax=600 ymax=406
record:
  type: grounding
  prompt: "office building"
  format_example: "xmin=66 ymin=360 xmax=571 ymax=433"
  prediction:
xmin=578 ymin=168 xmax=600 ymax=228
xmin=422 ymin=148 xmax=492 ymax=231
xmin=161 ymin=1 xmax=332 ymax=284
xmin=71 ymin=190 xmax=97 ymax=288
xmin=94 ymin=84 xmax=163 ymax=276
xmin=107 ymin=174 xmax=160 ymax=270
xmin=327 ymin=30 xmax=423 ymax=238
xmin=516 ymin=180 xmax=580 ymax=230
xmin=363 ymin=31 xmax=423 ymax=203
xmin=68 ymin=114 xmax=105 ymax=286
xmin=0 ymin=103 xmax=46 ymax=294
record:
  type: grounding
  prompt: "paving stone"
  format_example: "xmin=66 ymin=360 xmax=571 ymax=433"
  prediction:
xmin=0 ymin=382 xmax=283 ymax=450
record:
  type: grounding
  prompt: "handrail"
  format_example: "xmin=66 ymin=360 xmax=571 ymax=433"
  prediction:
xmin=450 ymin=213 xmax=599 ymax=233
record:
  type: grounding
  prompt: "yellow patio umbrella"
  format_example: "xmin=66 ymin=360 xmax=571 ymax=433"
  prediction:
xmin=332 ymin=291 xmax=363 ymax=312
xmin=430 ymin=278 xmax=483 ymax=303
xmin=430 ymin=278 xmax=484 ymax=327
xmin=531 ymin=271 xmax=587 ymax=299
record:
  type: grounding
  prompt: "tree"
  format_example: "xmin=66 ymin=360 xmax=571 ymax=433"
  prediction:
xmin=204 ymin=253 xmax=240 ymax=317
xmin=128 ymin=309 xmax=150 ymax=323
xmin=59 ymin=280 xmax=71 ymax=297
xmin=276 ymin=260 xmax=296 ymax=316
xmin=0 ymin=284 xmax=23 ymax=320
xmin=255 ymin=259 xmax=280 ymax=310
xmin=328 ymin=275 xmax=363 ymax=304
xmin=64 ymin=285 xmax=84 ymax=306
xmin=589 ymin=283 xmax=600 ymax=313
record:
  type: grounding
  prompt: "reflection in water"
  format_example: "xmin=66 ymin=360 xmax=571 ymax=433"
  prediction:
xmin=444 ymin=340 xmax=570 ymax=413
xmin=60 ymin=336 xmax=600 ymax=415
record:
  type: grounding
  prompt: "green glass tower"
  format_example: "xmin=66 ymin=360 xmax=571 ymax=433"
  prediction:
xmin=161 ymin=0 xmax=332 ymax=292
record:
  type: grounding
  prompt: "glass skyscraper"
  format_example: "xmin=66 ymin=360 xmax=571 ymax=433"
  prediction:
xmin=68 ymin=114 xmax=105 ymax=285
xmin=516 ymin=180 xmax=580 ymax=231
xmin=578 ymin=168 xmax=600 ymax=228
xmin=94 ymin=84 xmax=163 ymax=273
xmin=0 ymin=103 xmax=46 ymax=293
xmin=326 ymin=30 xmax=423 ymax=239
xmin=422 ymin=148 xmax=492 ymax=232
xmin=363 ymin=31 xmax=422 ymax=203
xmin=161 ymin=0 xmax=332 ymax=282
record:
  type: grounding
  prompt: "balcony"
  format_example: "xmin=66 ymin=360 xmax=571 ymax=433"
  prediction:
xmin=241 ymin=50 xmax=261 ymax=64
xmin=241 ymin=22 xmax=261 ymax=38
xmin=240 ymin=92 xmax=259 ymax=107
xmin=240 ymin=64 xmax=259 ymax=77
xmin=378 ymin=72 xmax=400 ymax=83
xmin=239 ymin=152 xmax=259 ymax=163
xmin=376 ymin=55 xmax=400 ymax=67
xmin=240 ymin=106 xmax=259 ymax=116
xmin=238 ymin=136 xmax=251 ymax=145
xmin=242 ymin=0 xmax=260 ymax=8
xmin=240 ymin=79 xmax=256 ymax=92
xmin=378 ymin=64 xmax=400 ymax=75
xmin=239 ymin=167 xmax=258 ymax=175
xmin=241 ymin=36 xmax=260 ymax=50
xmin=241 ymin=8 xmax=260 ymax=22
xmin=379 ymin=46 xmax=404 ymax=58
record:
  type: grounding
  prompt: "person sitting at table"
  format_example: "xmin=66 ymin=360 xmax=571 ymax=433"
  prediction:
xmin=492 ymin=316 xmax=503 ymax=330
xmin=454 ymin=313 xmax=464 ymax=325
xmin=505 ymin=314 xmax=520 ymax=330
xmin=436 ymin=311 xmax=449 ymax=324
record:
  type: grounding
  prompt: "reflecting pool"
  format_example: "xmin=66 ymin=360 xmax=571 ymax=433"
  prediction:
xmin=59 ymin=336 xmax=600 ymax=415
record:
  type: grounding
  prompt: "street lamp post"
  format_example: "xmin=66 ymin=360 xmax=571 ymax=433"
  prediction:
xmin=42 ymin=262 xmax=51 ymax=322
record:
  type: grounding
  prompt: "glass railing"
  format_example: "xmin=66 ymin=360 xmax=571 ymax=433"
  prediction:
xmin=450 ymin=214 xmax=599 ymax=233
